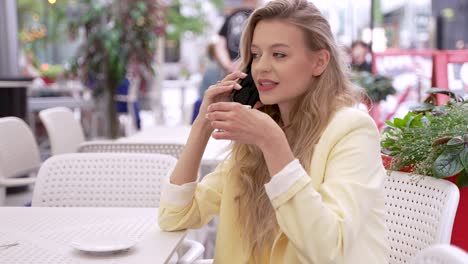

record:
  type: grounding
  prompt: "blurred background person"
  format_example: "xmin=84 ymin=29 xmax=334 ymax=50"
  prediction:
xmin=455 ymin=39 xmax=466 ymax=50
xmin=351 ymin=40 xmax=372 ymax=73
xmin=198 ymin=39 xmax=226 ymax=97
xmin=214 ymin=0 xmax=259 ymax=73
xmin=192 ymin=38 xmax=226 ymax=123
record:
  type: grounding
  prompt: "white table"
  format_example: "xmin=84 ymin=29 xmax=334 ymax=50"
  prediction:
xmin=28 ymin=96 xmax=94 ymax=112
xmin=119 ymin=125 xmax=231 ymax=176
xmin=0 ymin=207 xmax=185 ymax=264
xmin=0 ymin=81 xmax=32 ymax=88
xmin=28 ymin=96 xmax=96 ymax=137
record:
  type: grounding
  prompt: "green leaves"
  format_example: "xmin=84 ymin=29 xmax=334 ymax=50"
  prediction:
xmin=426 ymin=87 xmax=464 ymax=102
xmin=411 ymin=103 xmax=434 ymax=113
xmin=351 ymin=71 xmax=396 ymax=103
xmin=433 ymin=145 xmax=464 ymax=178
xmin=381 ymin=99 xmax=468 ymax=187
xmin=381 ymin=112 xmax=426 ymax=156
xmin=460 ymin=148 xmax=468 ymax=171
xmin=456 ymin=170 xmax=468 ymax=188
xmin=432 ymin=134 xmax=468 ymax=179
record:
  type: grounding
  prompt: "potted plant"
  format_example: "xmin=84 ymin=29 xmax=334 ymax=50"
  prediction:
xmin=352 ymin=71 xmax=396 ymax=104
xmin=68 ymin=0 xmax=161 ymax=138
xmin=381 ymin=88 xmax=468 ymax=249
xmin=39 ymin=64 xmax=64 ymax=84
xmin=351 ymin=71 xmax=396 ymax=127
xmin=69 ymin=0 xmax=221 ymax=138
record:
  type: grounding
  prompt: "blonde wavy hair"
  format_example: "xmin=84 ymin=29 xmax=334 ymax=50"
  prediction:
xmin=229 ymin=0 xmax=363 ymax=258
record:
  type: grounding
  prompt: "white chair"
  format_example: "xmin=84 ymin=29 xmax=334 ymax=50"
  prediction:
xmin=78 ymin=141 xmax=185 ymax=159
xmin=0 ymin=117 xmax=40 ymax=205
xmin=411 ymin=244 xmax=468 ymax=264
xmin=31 ymin=153 xmax=203 ymax=263
xmin=384 ymin=171 xmax=460 ymax=264
xmin=39 ymin=107 xmax=85 ymax=155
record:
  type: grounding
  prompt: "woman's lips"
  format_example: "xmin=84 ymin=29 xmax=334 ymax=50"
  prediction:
xmin=257 ymin=79 xmax=278 ymax=92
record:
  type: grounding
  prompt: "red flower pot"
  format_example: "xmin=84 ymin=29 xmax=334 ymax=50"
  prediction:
xmin=381 ymin=154 xmax=414 ymax=172
xmin=41 ymin=76 xmax=55 ymax=85
xmin=445 ymin=175 xmax=467 ymax=250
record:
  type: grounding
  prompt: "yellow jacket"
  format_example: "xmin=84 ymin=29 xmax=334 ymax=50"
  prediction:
xmin=158 ymin=107 xmax=389 ymax=263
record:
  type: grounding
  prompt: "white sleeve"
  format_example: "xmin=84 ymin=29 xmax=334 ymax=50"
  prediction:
xmin=160 ymin=178 xmax=198 ymax=206
xmin=264 ymin=159 xmax=304 ymax=200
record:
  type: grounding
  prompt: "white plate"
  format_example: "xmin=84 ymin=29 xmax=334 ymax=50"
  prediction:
xmin=70 ymin=236 xmax=138 ymax=253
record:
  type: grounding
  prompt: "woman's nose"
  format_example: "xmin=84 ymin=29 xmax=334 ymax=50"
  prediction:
xmin=255 ymin=55 xmax=272 ymax=73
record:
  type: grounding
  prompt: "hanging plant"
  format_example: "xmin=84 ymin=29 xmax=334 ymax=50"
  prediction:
xmin=351 ymin=71 xmax=396 ymax=103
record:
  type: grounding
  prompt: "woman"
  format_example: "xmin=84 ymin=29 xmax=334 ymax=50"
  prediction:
xmin=158 ymin=0 xmax=389 ymax=263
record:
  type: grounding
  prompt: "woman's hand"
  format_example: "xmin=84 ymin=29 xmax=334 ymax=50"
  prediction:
xmin=205 ymin=102 xmax=284 ymax=149
xmin=195 ymin=71 xmax=246 ymax=128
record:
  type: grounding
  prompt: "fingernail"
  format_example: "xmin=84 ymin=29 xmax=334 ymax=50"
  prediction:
xmin=240 ymin=72 xmax=248 ymax=77
xmin=235 ymin=83 xmax=242 ymax=89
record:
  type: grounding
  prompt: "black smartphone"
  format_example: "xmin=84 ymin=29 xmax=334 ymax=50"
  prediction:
xmin=231 ymin=67 xmax=259 ymax=108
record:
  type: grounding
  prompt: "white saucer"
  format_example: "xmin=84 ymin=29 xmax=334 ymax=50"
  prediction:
xmin=70 ymin=236 xmax=138 ymax=253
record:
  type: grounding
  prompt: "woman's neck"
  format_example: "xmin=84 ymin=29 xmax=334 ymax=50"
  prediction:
xmin=278 ymin=103 xmax=291 ymax=126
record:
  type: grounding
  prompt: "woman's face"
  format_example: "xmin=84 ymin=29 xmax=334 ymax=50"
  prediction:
xmin=250 ymin=19 xmax=318 ymax=115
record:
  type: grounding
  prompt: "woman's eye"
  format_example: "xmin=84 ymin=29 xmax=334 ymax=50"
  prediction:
xmin=273 ymin=53 xmax=286 ymax=58
xmin=251 ymin=53 xmax=260 ymax=59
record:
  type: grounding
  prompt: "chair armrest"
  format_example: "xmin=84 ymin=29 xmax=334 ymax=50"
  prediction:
xmin=176 ymin=238 xmax=205 ymax=264
xmin=0 ymin=177 xmax=36 ymax=187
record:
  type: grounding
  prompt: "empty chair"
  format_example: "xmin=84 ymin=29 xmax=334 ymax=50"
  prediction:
xmin=78 ymin=141 xmax=185 ymax=159
xmin=384 ymin=171 xmax=460 ymax=264
xmin=411 ymin=244 xmax=468 ymax=264
xmin=39 ymin=107 xmax=85 ymax=155
xmin=0 ymin=117 xmax=40 ymax=205
xmin=32 ymin=153 xmax=176 ymax=207
xmin=31 ymin=152 xmax=203 ymax=262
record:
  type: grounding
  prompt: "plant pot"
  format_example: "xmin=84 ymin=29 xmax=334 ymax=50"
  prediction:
xmin=381 ymin=154 xmax=467 ymax=250
xmin=41 ymin=76 xmax=55 ymax=85
xmin=444 ymin=174 xmax=467 ymax=251
xmin=381 ymin=154 xmax=414 ymax=172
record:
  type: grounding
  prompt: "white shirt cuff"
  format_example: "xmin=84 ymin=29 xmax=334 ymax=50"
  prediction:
xmin=160 ymin=178 xmax=197 ymax=207
xmin=264 ymin=159 xmax=305 ymax=200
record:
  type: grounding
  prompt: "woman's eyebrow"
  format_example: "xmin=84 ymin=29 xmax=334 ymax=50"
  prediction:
xmin=251 ymin=43 xmax=290 ymax=49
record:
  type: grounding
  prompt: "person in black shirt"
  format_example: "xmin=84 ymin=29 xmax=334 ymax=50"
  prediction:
xmin=214 ymin=0 xmax=259 ymax=73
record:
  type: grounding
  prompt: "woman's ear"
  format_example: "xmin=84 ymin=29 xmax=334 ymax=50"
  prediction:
xmin=311 ymin=49 xmax=330 ymax=76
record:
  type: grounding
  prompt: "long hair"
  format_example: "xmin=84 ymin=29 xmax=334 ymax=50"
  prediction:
xmin=231 ymin=0 xmax=362 ymax=258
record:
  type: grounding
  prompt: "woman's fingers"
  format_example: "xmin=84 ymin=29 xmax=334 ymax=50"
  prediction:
xmin=202 ymin=71 xmax=247 ymax=101
xmin=204 ymin=83 xmax=233 ymax=99
xmin=207 ymin=102 xmax=246 ymax=112
xmin=206 ymin=110 xmax=232 ymax=123
xmin=204 ymin=81 xmax=242 ymax=100
xmin=222 ymin=71 xmax=247 ymax=82
xmin=211 ymin=129 xmax=234 ymax=140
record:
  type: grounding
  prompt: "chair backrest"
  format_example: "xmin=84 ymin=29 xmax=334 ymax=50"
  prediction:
xmin=410 ymin=244 xmax=468 ymax=264
xmin=77 ymin=141 xmax=185 ymax=159
xmin=384 ymin=171 xmax=460 ymax=264
xmin=39 ymin=107 xmax=85 ymax=155
xmin=31 ymin=153 xmax=177 ymax=207
xmin=0 ymin=117 xmax=41 ymax=178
